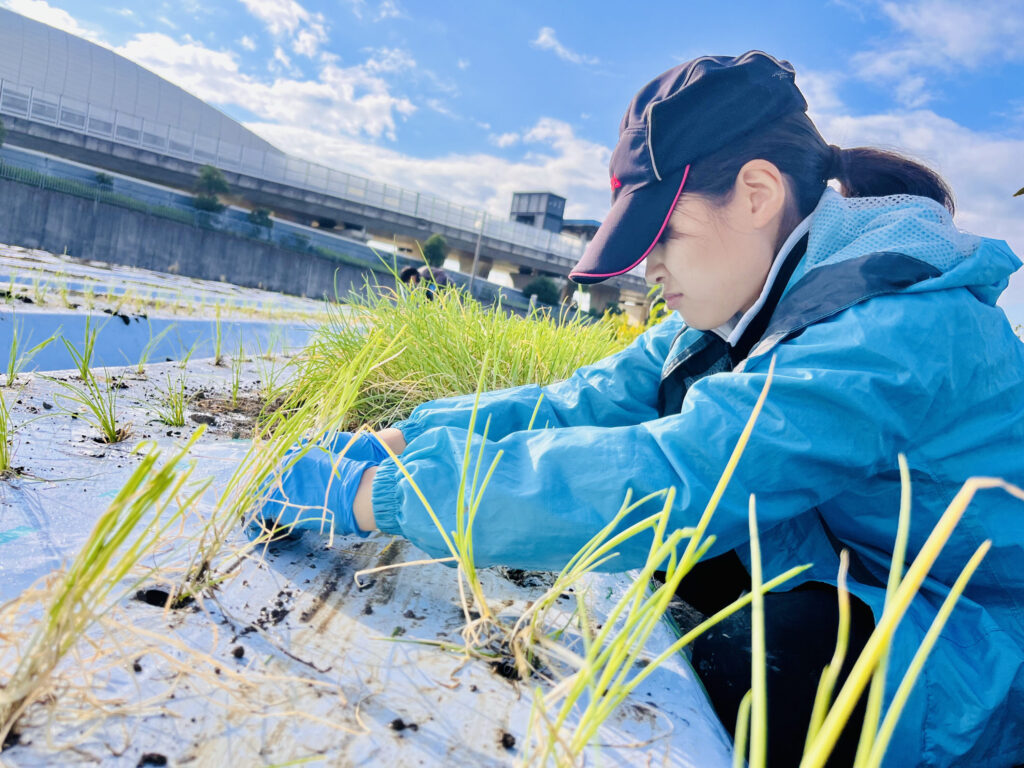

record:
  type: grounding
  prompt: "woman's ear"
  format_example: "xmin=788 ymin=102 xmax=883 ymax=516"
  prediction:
xmin=733 ymin=159 xmax=787 ymax=231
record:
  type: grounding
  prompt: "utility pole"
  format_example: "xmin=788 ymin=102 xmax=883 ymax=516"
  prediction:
xmin=468 ymin=212 xmax=486 ymax=294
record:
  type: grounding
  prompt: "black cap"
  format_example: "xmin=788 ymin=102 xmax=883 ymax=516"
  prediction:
xmin=569 ymin=51 xmax=808 ymax=284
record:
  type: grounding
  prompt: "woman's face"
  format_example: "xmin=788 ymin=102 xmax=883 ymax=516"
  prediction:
xmin=644 ymin=163 xmax=785 ymax=330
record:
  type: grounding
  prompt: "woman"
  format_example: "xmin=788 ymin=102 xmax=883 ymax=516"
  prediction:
xmin=252 ymin=52 xmax=1024 ymax=767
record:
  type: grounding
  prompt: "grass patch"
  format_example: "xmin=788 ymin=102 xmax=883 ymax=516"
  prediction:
xmin=0 ymin=430 xmax=210 ymax=747
xmin=154 ymin=373 xmax=191 ymax=428
xmin=52 ymin=369 xmax=132 ymax=443
xmin=3 ymin=316 xmax=59 ymax=386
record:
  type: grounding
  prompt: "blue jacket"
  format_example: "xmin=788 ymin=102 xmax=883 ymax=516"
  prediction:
xmin=372 ymin=190 xmax=1024 ymax=767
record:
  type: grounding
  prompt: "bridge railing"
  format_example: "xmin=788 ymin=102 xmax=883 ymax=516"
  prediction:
xmin=0 ymin=78 xmax=610 ymax=270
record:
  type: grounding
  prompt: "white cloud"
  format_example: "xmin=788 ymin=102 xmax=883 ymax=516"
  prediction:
xmin=115 ymin=32 xmax=415 ymax=140
xmin=490 ymin=132 xmax=520 ymax=148
xmin=270 ymin=45 xmax=298 ymax=75
xmin=239 ymin=35 xmax=257 ymax=51
xmin=292 ymin=23 xmax=326 ymax=57
xmin=814 ymin=108 xmax=1024 ymax=306
xmin=852 ymin=0 xmax=1024 ymax=106
xmin=343 ymin=0 xmax=366 ymax=20
xmin=425 ymin=98 xmax=457 ymax=119
xmin=246 ymin=117 xmax=612 ymax=220
xmin=362 ymin=47 xmax=416 ymax=75
xmin=238 ymin=0 xmax=327 ymax=57
xmin=796 ymin=68 xmax=845 ymax=116
xmin=879 ymin=0 xmax=1024 ymax=65
xmin=531 ymin=27 xmax=599 ymax=66
xmin=375 ymin=0 xmax=402 ymax=21
xmin=1 ymin=0 xmax=106 ymax=44
xmin=457 ymin=58 xmax=469 ymax=70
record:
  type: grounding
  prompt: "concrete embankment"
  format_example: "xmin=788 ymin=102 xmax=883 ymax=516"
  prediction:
xmin=0 ymin=177 xmax=391 ymax=302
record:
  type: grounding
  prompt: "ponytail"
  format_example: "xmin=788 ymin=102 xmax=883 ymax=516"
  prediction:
xmin=682 ymin=112 xmax=956 ymax=224
xmin=830 ymin=146 xmax=955 ymax=214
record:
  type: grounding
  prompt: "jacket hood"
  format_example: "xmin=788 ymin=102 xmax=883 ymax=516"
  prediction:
xmin=788 ymin=188 xmax=1021 ymax=306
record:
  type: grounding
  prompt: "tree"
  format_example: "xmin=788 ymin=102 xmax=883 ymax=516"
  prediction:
xmin=421 ymin=233 xmax=447 ymax=268
xmin=247 ymin=208 xmax=273 ymax=228
xmin=193 ymin=164 xmax=229 ymax=213
xmin=0 ymin=118 xmax=6 ymax=148
xmin=523 ymin=276 xmax=560 ymax=306
xmin=95 ymin=172 xmax=114 ymax=188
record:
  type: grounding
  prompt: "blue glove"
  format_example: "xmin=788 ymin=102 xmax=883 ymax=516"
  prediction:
xmin=247 ymin=448 xmax=375 ymax=542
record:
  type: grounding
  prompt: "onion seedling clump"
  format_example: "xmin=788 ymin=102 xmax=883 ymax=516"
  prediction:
xmin=52 ymin=368 xmax=132 ymax=443
xmin=0 ymin=430 xmax=210 ymax=748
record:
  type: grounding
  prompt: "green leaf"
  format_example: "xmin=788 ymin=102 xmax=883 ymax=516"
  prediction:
xmin=1015 ymin=186 xmax=1024 ymax=197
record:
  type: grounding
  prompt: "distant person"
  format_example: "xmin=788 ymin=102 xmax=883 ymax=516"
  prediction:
xmin=418 ymin=265 xmax=451 ymax=300
xmin=399 ymin=266 xmax=421 ymax=287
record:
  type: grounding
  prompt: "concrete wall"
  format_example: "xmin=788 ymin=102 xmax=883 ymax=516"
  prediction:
xmin=0 ymin=177 xmax=392 ymax=300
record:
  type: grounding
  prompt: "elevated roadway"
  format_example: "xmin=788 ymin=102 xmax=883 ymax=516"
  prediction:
xmin=0 ymin=78 xmax=648 ymax=314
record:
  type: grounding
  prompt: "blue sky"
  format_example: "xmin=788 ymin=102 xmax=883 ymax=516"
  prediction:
xmin=4 ymin=0 xmax=1024 ymax=308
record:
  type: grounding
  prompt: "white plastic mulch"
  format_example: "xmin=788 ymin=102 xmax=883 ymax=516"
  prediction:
xmin=0 ymin=353 xmax=733 ymax=768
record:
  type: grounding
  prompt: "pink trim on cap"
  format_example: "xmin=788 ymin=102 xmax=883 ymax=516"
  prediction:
xmin=570 ymin=164 xmax=690 ymax=280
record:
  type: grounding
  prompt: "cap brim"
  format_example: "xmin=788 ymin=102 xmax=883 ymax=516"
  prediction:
xmin=569 ymin=165 xmax=690 ymax=285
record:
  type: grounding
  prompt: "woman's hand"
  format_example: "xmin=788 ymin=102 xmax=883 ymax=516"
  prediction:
xmin=246 ymin=428 xmax=405 ymax=540
xmin=247 ymin=452 xmax=377 ymax=540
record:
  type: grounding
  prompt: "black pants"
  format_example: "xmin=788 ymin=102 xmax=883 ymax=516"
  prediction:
xmin=665 ymin=550 xmax=876 ymax=768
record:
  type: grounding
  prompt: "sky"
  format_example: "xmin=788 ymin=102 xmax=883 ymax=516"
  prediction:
xmin=4 ymin=0 xmax=1024 ymax=311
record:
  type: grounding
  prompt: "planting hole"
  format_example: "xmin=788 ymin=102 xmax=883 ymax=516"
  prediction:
xmin=134 ymin=588 xmax=194 ymax=610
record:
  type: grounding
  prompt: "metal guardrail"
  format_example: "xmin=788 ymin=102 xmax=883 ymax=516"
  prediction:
xmin=0 ymin=77 xmax=609 ymax=272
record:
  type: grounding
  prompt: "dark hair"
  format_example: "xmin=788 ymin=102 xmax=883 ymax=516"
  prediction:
xmin=399 ymin=266 xmax=421 ymax=283
xmin=682 ymin=112 xmax=955 ymax=244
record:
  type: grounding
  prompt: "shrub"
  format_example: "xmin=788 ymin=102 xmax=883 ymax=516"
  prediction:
xmin=193 ymin=165 xmax=229 ymax=212
xmin=195 ymin=164 xmax=229 ymax=197
xmin=421 ymin=233 xmax=447 ymax=268
xmin=193 ymin=194 xmax=225 ymax=213
xmin=247 ymin=208 xmax=273 ymax=228
xmin=523 ymin=276 xmax=560 ymax=306
xmin=95 ymin=172 xmax=113 ymax=188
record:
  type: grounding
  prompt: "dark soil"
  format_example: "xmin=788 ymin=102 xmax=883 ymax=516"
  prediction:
xmin=2 ymin=730 xmax=21 ymax=749
xmin=389 ymin=718 xmax=418 ymax=732
xmin=496 ymin=567 xmax=554 ymax=590
xmin=254 ymin=589 xmax=294 ymax=629
xmin=298 ymin=561 xmax=348 ymax=624
xmin=134 ymin=588 xmax=194 ymax=610
xmin=232 ymin=645 xmax=245 ymax=659
xmin=490 ymin=658 xmax=522 ymax=681
xmin=500 ymin=731 xmax=516 ymax=750
xmin=0 ymin=291 xmax=34 ymax=304
xmin=188 ymin=390 xmax=266 ymax=436
xmin=137 ymin=753 xmax=167 ymax=766
xmin=101 ymin=308 xmax=132 ymax=325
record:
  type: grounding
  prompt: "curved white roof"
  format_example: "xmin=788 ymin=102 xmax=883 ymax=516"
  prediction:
xmin=0 ymin=8 xmax=277 ymax=153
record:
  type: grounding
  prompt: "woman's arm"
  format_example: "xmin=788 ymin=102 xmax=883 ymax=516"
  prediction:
xmin=390 ymin=313 xmax=684 ymax=447
xmin=368 ymin=300 xmax=935 ymax=571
